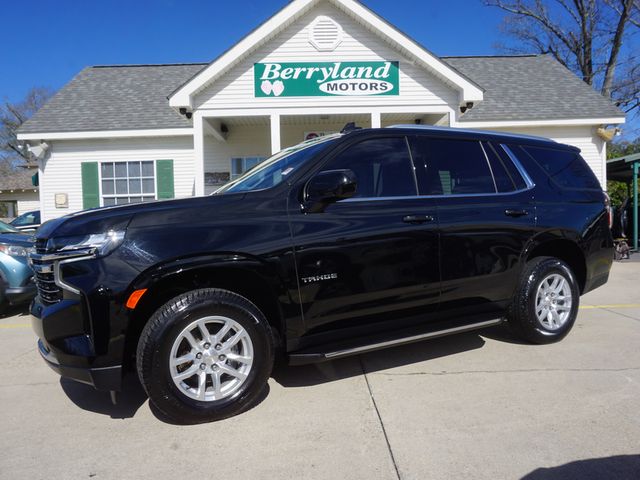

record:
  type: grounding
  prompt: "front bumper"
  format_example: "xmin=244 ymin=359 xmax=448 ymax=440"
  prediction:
xmin=37 ymin=338 xmax=121 ymax=391
xmin=31 ymin=297 xmax=123 ymax=392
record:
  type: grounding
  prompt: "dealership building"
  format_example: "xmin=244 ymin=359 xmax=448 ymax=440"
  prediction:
xmin=17 ymin=0 xmax=625 ymax=221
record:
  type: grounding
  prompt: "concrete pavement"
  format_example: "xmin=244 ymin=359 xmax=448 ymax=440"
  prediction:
xmin=1 ymin=261 xmax=639 ymax=479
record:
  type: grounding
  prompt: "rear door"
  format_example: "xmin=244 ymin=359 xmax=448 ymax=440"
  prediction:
xmin=288 ymin=135 xmax=440 ymax=340
xmin=409 ymin=135 xmax=536 ymax=316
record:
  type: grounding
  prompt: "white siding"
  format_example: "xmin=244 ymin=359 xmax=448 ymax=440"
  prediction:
xmin=486 ymin=125 xmax=606 ymax=186
xmin=41 ymin=136 xmax=194 ymax=221
xmin=194 ymin=3 xmax=458 ymax=111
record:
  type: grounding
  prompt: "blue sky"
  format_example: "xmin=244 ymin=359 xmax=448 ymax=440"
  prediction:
xmin=0 ymin=0 xmax=636 ymax=134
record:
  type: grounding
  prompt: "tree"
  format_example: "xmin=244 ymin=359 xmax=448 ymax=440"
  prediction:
xmin=0 ymin=87 xmax=54 ymax=169
xmin=484 ymin=0 xmax=640 ymax=115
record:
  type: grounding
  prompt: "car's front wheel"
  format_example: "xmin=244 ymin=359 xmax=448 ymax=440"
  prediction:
xmin=507 ymin=256 xmax=580 ymax=344
xmin=136 ymin=288 xmax=274 ymax=424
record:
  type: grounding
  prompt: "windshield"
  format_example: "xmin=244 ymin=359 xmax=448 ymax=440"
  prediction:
xmin=215 ymin=135 xmax=340 ymax=194
xmin=11 ymin=211 xmax=39 ymax=226
xmin=0 ymin=221 xmax=19 ymax=233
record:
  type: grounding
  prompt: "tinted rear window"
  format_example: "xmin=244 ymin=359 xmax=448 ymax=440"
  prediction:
xmin=521 ymin=145 xmax=601 ymax=190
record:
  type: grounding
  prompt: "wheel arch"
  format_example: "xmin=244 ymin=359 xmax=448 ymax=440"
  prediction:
xmin=524 ymin=237 xmax=587 ymax=294
xmin=122 ymin=255 xmax=289 ymax=369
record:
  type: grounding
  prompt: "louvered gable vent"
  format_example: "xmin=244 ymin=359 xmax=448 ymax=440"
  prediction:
xmin=308 ymin=16 xmax=343 ymax=52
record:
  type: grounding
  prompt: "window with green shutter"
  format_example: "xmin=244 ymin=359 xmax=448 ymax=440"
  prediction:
xmin=94 ymin=159 xmax=175 ymax=206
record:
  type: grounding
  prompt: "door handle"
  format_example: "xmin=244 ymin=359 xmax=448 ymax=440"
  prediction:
xmin=504 ymin=209 xmax=529 ymax=218
xmin=402 ymin=214 xmax=434 ymax=224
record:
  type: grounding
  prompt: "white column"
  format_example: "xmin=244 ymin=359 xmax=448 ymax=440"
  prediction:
xmin=193 ymin=113 xmax=205 ymax=196
xmin=371 ymin=111 xmax=381 ymax=129
xmin=270 ymin=114 xmax=281 ymax=154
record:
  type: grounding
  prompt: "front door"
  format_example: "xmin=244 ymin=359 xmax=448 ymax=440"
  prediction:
xmin=288 ymin=135 xmax=441 ymax=342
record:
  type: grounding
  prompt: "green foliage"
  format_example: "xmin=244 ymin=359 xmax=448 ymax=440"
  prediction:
xmin=607 ymin=180 xmax=631 ymax=207
xmin=608 ymin=138 xmax=640 ymax=160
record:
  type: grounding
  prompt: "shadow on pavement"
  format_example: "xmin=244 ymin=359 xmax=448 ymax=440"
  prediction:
xmin=521 ymin=455 xmax=640 ymax=479
xmin=60 ymin=373 xmax=147 ymax=419
xmin=273 ymin=330 xmax=487 ymax=388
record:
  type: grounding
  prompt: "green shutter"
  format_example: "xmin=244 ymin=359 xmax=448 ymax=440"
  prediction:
xmin=156 ymin=159 xmax=175 ymax=199
xmin=81 ymin=162 xmax=100 ymax=209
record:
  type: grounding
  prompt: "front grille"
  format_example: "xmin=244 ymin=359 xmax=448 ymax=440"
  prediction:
xmin=29 ymin=246 xmax=94 ymax=306
xmin=34 ymin=269 xmax=63 ymax=305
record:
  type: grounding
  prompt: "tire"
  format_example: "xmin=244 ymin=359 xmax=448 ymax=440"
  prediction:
xmin=506 ymin=256 xmax=580 ymax=344
xmin=136 ymin=288 xmax=274 ymax=424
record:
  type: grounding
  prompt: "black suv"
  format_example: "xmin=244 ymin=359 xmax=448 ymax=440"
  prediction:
xmin=30 ymin=126 xmax=613 ymax=423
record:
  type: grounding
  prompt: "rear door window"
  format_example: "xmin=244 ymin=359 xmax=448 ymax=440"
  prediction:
xmin=520 ymin=145 xmax=601 ymax=190
xmin=409 ymin=136 xmax=496 ymax=195
xmin=322 ymin=137 xmax=417 ymax=198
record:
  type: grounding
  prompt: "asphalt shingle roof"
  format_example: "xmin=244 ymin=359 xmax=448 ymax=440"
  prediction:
xmin=444 ymin=55 xmax=623 ymax=122
xmin=0 ymin=168 xmax=38 ymax=191
xmin=18 ymin=55 xmax=624 ymax=134
xmin=18 ymin=64 xmax=206 ymax=134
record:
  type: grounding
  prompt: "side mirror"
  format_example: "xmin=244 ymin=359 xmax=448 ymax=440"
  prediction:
xmin=304 ymin=169 xmax=357 ymax=213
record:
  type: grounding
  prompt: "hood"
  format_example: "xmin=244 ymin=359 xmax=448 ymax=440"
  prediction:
xmin=0 ymin=232 xmax=34 ymax=248
xmin=36 ymin=193 xmax=249 ymax=240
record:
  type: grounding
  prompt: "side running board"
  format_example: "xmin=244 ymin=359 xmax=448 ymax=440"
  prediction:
xmin=288 ymin=318 xmax=504 ymax=366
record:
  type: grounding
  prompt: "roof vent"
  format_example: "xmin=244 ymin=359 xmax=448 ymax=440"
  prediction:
xmin=309 ymin=16 xmax=343 ymax=52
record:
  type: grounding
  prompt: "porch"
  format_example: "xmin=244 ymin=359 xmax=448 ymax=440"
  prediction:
xmin=193 ymin=109 xmax=452 ymax=194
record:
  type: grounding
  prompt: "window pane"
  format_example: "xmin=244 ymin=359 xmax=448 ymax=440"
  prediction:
xmin=482 ymin=142 xmax=515 ymax=193
xmin=129 ymin=178 xmax=141 ymax=194
xmin=103 ymin=197 xmax=116 ymax=206
xmin=116 ymin=179 xmax=128 ymax=194
xmin=521 ymin=145 xmax=601 ymax=190
xmin=142 ymin=178 xmax=155 ymax=194
xmin=129 ymin=197 xmax=142 ymax=204
xmin=142 ymin=196 xmax=154 ymax=203
xmin=114 ymin=163 xmax=127 ymax=178
xmin=141 ymin=161 xmax=154 ymax=177
xmin=101 ymin=163 xmax=114 ymax=178
xmin=128 ymin=162 xmax=141 ymax=177
xmin=322 ymin=137 xmax=416 ymax=198
xmin=102 ymin=179 xmax=114 ymax=195
xmin=492 ymin=143 xmax=527 ymax=190
xmin=116 ymin=197 xmax=129 ymax=205
xmin=245 ymin=157 xmax=260 ymax=171
xmin=231 ymin=158 xmax=243 ymax=175
xmin=410 ymin=137 xmax=495 ymax=195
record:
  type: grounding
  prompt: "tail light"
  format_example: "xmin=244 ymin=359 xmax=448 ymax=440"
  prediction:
xmin=604 ymin=192 xmax=613 ymax=229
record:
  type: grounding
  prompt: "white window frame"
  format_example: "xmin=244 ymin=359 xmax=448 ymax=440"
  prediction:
xmin=99 ymin=160 xmax=157 ymax=207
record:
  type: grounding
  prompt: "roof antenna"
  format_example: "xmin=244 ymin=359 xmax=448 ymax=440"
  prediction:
xmin=341 ymin=122 xmax=361 ymax=134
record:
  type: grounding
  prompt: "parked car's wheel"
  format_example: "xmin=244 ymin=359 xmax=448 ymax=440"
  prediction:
xmin=507 ymin=256 xmax=580 ymax=344
xmin=136 ymin=288 xmax=274 ymax=424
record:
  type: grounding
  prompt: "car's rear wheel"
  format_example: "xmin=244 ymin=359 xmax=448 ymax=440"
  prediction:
xmin=136 ymin=288 xmax=274 ymax=424
xmin=507 ymin=256 xmax=580 ymax=344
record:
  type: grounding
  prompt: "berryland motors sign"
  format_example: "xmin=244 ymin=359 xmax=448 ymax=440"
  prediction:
xmin=254 ymin=61 xmax=399 ymax=97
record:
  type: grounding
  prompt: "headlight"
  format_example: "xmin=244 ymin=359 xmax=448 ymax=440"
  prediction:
xmin=0 ymin=244 xmax=29 ymax=257
xmin=47 ymin=230 xmax=125 ymax=257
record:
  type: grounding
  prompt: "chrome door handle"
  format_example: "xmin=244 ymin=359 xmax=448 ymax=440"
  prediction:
xmin=402 ymin=215 xmax=434 ymax=224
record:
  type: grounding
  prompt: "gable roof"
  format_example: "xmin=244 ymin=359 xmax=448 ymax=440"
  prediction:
xmin=17 ymin=55 xmax=624 ymax=137
xmin=168 ymin=0 xmax=484 ymax=108
xmin=18 ymin=64 xmax=206 ymax=134
xmin=445 ymin=55 xmax=624 ymax=123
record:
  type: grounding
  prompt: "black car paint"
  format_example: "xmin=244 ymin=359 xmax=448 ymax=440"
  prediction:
xmin=30 ymin=127 xmax=613 ymax=391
